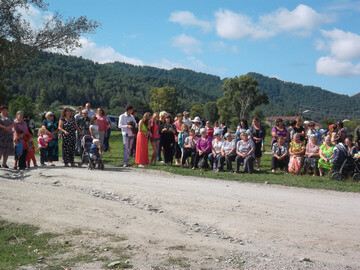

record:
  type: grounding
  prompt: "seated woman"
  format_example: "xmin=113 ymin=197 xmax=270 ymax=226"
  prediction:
xmin=193 ymin=128 xmax=211 ymax=169
xmin=304 ymin=134 xmax=320 ymax=176
xmin=271 ymin=118 xmax=289 ymax=147
xmin=288 ymin=133 xmax=305 ymax=175
xmin=318 ymin=136 xmax=335 ymax=176
xmin=236 ymin=119 xmax=250 ymax=134
xmin=234 ymin=132 xmax=255 ymax=174
xmin=208 ymin=129 xmax=223 ymax=170
xmin=345 ymin=137 xmax=358 ymax=157
xmin=217 ymin=132 xmax=236 ymax=172
xmin=181 ymin=129 xmax=197 ymax=168
xmin=271 ymin=136 xmax=289 ymax=173
xmin=332 ymin=136 xmax=350 ymax=172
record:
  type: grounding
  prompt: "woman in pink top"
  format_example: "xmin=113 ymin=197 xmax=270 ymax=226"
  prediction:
xmin=193 ymin=128 xmax=211 ymax=169
xmin=150 ymin=112 xmax=161 ymax=165
xmin=174 ymin=113 xmax=183 ymax=165
xmin=96 ymin=107 xmax=108 ymax=153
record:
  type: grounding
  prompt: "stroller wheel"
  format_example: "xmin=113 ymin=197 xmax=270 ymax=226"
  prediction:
xmin=98 ymin=161 xmax=104 ymax=170
xmin=331 ymin=172 xmax=344 ymax=181
xmin=352 ymin=173 xmax=360 ymax=182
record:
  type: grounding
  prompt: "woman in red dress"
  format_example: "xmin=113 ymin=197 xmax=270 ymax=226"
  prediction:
xmin=135 ymin=112 xmax=152 ymax=167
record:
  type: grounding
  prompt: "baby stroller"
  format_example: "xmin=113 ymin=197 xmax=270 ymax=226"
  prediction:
xmin=331 ymin=156 xmax=360 ymax=181
xmin=79 ymin=135 xmax=104 ymax=170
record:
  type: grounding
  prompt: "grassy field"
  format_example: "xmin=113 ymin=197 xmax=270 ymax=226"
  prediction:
xmin=0 ymin=219 xmax=131 ymax=269
xmin=96 ymin=131 xmax=360 ymax=193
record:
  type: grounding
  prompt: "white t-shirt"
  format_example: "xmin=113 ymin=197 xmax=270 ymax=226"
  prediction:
xmin=90 ymin=124 xmax=99 ymax=139
xmin=212 ymin=139 xmax=223 ymax=154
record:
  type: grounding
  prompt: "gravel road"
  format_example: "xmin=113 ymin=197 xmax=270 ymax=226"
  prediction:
xmin=0 ymin=165 xmax=359 ymax=269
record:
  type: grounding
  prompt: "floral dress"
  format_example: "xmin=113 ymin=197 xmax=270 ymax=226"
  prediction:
xmin=288 ymin=141 xmax=305 ymax=174
xmin=42 ymin=119 xmax=59 ymax=161
xmin=318 ymin=144 xmax=335 ymax=170
xmin=0 ymin=114 xmax=14 ymax=156
xmin=61 ymin=118 xmax=76 ymax=164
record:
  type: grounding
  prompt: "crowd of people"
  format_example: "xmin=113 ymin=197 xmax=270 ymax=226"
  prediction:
xmin=0 ymin=103 xmax=359 ymax=178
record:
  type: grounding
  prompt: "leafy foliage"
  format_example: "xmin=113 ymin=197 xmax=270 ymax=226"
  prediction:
xmin=217 ymin=75 xmax=268 ymax=127
xmin=190 ymin=104 xmax=204 ymax=119
xmin=9 ymin=94 xmax=34 ymax=117
xmin=150 ymin=86 xmax=178 ymax=113
xmin=0 ymin=0 xmax=100 ymax=70
xmin=203 ymin=101 xmax=218 ymax=123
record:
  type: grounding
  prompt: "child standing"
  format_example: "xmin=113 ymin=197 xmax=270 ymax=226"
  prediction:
xmin=14 ymin=130 xmax=28 ymax=170
xmin=26 ymin=134 xmax=38 ymax=168
xmin=178 ymin=123 xmax=189 ymax=164
xmin=37 ymin=128 xmax=48 ymax=166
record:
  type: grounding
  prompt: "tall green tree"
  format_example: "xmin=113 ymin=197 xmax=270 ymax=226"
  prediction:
xmin=8 ymin=95 xmax=34 ymax=117
xmin=203 ymin=101 xmax=218 ymax=123
xmin=217 ymin=75 xmax=268 ymax=127
xmin=37 ymin=88 xmax=50 ymax=111
xmin=190 ymin=104 xmax=204 ymax=119
xmin=150 ymin=86 xmax=178 ymax=113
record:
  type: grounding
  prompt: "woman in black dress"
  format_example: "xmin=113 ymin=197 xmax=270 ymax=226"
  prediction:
xmin=160 ymin=114 xmax=177 ymax=165
xmin=58 ymin=108 xmax=82 ymax=167
xmin=249 ymin=117 xmax=266 ymax=171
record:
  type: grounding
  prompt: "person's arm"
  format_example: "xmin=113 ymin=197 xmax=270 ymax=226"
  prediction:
xmin=58 ymin=119 xmax=68 ymax=135
xmin=42 ymin=124 xmax=52 ymax=137
xmin=247 ymin=141 xmax=255 ymax=156
xmin=75 ymin=119 xmax=82 ymax=136
xmin=119 ymin=114 xmax=130 ymax=129
xmin=89 ymin=126 xmax=95 ymax=138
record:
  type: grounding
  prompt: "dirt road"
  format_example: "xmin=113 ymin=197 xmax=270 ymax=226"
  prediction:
xmin=1 ymin=165 xmax=359 ymax=269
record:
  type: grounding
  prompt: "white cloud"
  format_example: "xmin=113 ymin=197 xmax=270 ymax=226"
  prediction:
xmin=172 ymin=34 xmax=202 ymax=54
xmin=316 ymin=56 xmax=360 ymax=77
xmin=316 ymin=29 xmax=360 ymax=77
xmin=69 ymin=37 xmax=144 ymax=65
xmin=215 ymin=4 xmax=331 ymax=40
xmin=320 ymin=29 xmax=360 ymax=61
xmin=169 ymin=11 xmax=212 ymax=32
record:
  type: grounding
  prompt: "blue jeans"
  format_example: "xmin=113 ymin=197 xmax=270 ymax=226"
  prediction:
xmin=122 ymin=135 xmax=134 ymax=165
xmin=208 ymin=153 xmax=221 ymax=169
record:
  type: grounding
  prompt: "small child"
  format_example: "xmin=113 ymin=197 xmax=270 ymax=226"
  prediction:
xmin=178 ymin=123 xmax=189 ymax=163
xmin=89 ymin=116 xmax=99 ymax=140
xmin=26 ymin=134 xmax=38 ymax=168
xmin=37 ymin=128 xmax=48 ymax=166
xmin=14 ymin=130 xmax=28 ymax=170
xmin=89 ymin=139 xmax=101 ymax=161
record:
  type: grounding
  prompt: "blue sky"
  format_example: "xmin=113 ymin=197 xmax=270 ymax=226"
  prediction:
xmin=27 ymin=0 xmax=360 ymax=96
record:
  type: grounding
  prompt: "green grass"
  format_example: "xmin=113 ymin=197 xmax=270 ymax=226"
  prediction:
xmin=0 ymin=219 xmax=132 ymax=269
xmin=99 ymin=131 xmax=360 ymax=193
xmin=0 ymin=219 xmax=61 ymax=270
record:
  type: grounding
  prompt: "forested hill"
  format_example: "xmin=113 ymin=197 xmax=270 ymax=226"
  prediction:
xmin=3 ymin=52 xmax=221 ymax=114
xmin=3 ymin=51 xmax=360 ymax=120
xmin=106 ymin=62 xmax=223 ymax=98
xmin=248 ymin=72 xmax=360 ymax=121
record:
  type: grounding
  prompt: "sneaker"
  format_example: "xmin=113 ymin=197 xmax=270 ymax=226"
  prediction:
xmin=138 ymin=164 xmax=145 ymax=168
xmin=123 ymin=164 xmax=128 ymax=168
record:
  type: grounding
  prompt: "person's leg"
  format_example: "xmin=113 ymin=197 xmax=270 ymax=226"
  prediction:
xmin=245 ymin=156 xmax=255 ymax=173
xmin=217 ymin=155 xmax=225 ymax=171
xmin=182 ymin=148 xmax=190 ymax=166
xmin=193 ymin=152 xmax=200 ymax=169
xmin=19 ymin=149 xmax=28 ymax=169
xmin=208 ymin=153 xmax=214 ymax=168
xmin=225 ymin=155 xmax=234 ymax=172
xmin=235 ymin=155 xmax=243 ymax=173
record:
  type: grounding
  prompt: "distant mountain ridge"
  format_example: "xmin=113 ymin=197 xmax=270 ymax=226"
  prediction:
xmin=3 ymin=51 xmax=360 ymax=120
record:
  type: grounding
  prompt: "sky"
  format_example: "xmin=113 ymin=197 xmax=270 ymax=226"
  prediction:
xmin=22 ymin=0 xmax=360 ymax=96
